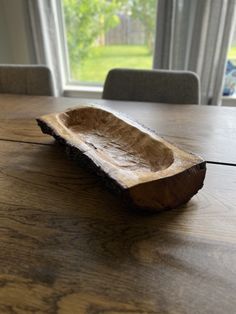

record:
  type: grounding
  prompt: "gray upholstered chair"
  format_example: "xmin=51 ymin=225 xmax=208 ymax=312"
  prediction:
xmin=0 ymin=65 xmax=54 ymax=96
xmin=102 ymin=68 xmax=200 ymax=104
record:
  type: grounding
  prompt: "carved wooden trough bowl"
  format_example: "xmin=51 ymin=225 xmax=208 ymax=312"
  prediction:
xmin=37 ymin=105 xmax=206 ymax=212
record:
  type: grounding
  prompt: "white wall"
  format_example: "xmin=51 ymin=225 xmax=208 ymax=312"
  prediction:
xmin=0 ymin=0 xmax=35 ymax=64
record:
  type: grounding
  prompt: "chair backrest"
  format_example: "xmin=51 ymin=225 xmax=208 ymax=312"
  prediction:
xmin=0 ymin=65 xmax=54 ymax=96
xmin=102 ymin=68 xmax=200 ymax=104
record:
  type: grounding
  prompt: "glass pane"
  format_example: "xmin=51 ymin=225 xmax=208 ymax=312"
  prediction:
xmin=62 ymin=0 xmax=157 ymax=85
xmin=224 ymin=27 xmax=236 ymax=96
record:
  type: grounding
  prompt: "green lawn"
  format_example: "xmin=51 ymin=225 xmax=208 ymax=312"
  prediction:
xmin=70 ymin=45 xmax=152 ymax=84
xmin=69 ymin=45 xmax=236 ymax=84
xmin=228 ymin=46 xmax=236 ymax=62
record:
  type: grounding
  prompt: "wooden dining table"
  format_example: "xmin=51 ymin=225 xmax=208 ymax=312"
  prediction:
xmin=0 ymin=94 xmax=236 ymax=314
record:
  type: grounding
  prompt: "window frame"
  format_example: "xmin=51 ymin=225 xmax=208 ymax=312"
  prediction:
xmin=54 ymin=0 xmax=105 ymax=97
xmin=55 ymin=0 xmax=236 ymax=104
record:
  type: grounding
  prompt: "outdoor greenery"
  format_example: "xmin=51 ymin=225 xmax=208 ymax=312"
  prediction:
xmin=129 ymin=0 xmax=157 ymax=51
xmin=63 ymin=0 xmax=236 ymax=84
xmin=63 ymin=0 xmax=120 ymax=64
xmin=62 ymin=0 xmax=156 ymax=83
xmin=70 ymin=45 xmax=152 ymax=83
xmin=228 ymin=46 xmax=236 ymax=61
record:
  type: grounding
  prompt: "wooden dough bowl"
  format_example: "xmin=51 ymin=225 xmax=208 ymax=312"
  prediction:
xmin=37 ymin=105 xmax=206 ymax=212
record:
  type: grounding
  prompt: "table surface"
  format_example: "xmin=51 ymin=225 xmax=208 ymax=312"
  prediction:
xmin=0 ymin=95 xmax=236 ymax=314
xmin=1 ymin=94 xmax=236 ymax=164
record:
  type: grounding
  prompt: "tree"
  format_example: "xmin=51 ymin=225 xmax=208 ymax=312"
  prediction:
xmin=63 ymin=0 xmax=121 ymax=66
xmin=119 ymin=0 xmax=157 ymax=52
xmin=63 ymin=0 xmax=157 ymax=69
xmin=131 ymin=0 xmax=157 ymax=52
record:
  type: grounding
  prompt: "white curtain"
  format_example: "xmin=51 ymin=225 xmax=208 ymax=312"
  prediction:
xmin=26 ymin=0 xmax=64 ymax=96
xmin=154 ymin=0 xmax=236 ymax=105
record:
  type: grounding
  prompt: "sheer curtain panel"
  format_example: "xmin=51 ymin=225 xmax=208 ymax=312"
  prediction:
xmin=27 ymin=0 xmax=64 ymax=96
xmin=154 ymin=0 xmax=236 ymax=105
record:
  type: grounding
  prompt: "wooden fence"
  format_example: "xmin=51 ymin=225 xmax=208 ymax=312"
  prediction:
xmin=105 ymin=15 xmax=145 ymax=45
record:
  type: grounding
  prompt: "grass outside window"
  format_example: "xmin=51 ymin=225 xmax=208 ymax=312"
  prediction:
xmin=69 ymin=45 xmax=152 ymax=84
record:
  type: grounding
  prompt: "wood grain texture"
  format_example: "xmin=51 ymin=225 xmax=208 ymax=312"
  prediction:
xmin=37 ymin=105 xmax=206 ymax=211
xmin=0 ymin=140 xmax=236 ymax=313
xmin=1 ymin=94 xmax=236 ymax=164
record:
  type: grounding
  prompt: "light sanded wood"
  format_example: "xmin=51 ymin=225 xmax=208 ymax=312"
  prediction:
xmin=0 ymin=140 xmax=236 ymax=313
xmin=0 ymin=94 xmax=236 ymax=164
xmin=37 ymin=105 xmax=206 ymax=211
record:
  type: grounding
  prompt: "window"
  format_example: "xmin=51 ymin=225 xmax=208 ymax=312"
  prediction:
xmin=61 ymin=0 xmax=157 ymax=86
xmin=223 ymin=26 xmax=236 ymax=97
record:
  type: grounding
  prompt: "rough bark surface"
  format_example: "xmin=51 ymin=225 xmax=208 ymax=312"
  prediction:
xmin=36 ymin=106 xmax=206 ymax=212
